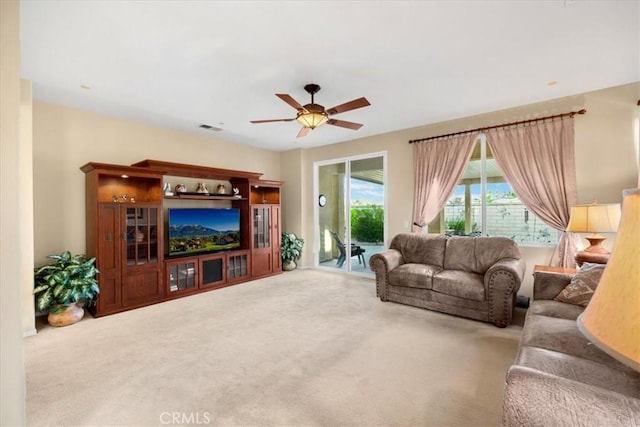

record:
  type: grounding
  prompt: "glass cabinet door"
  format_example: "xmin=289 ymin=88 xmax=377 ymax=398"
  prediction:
xmin=167 ymin=261 xmax=197 ymax=292
xmin=253 ymin=206 xmax=271 ymax=249
xmin=228 ymin=251 xmax=249 ymax=281
xmin=125 ymin=206 xmax=159 ymax=266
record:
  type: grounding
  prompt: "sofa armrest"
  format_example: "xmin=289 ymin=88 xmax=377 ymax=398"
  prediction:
xmin=369 ymin=249 xmax=404 ymax=301
xmin=503 ymin=366 xmax=640 ymax=427
xmin=484 ymin=258 xmax=526 ymax=327
xmin=533 ymin=271 xmax=573 ymax=301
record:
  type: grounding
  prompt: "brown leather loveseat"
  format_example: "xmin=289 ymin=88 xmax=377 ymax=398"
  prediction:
xmin=369 ymin=233 xmax=526 ymax=327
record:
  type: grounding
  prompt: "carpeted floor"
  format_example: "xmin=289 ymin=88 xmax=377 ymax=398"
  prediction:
xmin=25 ymin=269 xmax=524 ymax=427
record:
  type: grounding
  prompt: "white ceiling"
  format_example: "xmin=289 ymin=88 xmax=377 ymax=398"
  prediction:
xmin=20 ymin=1 xmax=639 ymax=152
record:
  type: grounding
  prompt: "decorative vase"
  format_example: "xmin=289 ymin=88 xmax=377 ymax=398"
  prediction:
xmin=48 ymin=303 xmax=84 ymax=327
xmin=175 ymin=184 xmax=187 ymax=193
xmin=163 ymin=182 xmax=174 ymax=196
xmin=196 ymin=182 xmax=209 ymax=194
xmin=283 ymin=260 xmax=297 ymax=271
xmin=216 ymin=184 xmax=226 ymax=194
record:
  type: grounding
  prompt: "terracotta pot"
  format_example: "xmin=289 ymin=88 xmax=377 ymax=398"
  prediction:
xmin=282 ymin=260 xmax=297 ymax=271
xmin=48 ymin=303 xmax=84 ymax=327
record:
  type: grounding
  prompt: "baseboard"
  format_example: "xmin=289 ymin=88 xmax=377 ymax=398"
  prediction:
xmin=23 ymin=328 xmax=37 ymax=337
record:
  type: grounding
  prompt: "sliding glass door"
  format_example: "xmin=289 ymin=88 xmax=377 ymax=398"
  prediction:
xmin=315 ymin=153 xmax=386 ymax=274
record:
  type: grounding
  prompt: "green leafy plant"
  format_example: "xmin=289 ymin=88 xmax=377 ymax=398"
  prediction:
xmin=33 ymin=251 xmax=100 ymax=314
xmin=351 ymin=205 xmax=384 ymax=243
xmin=446 ymin=218 xmax=467 ymax=233
xmin=281 ymin=232 xmax=304 ymax=264
xmin=445 ymin=218 xmax=480 ymax=235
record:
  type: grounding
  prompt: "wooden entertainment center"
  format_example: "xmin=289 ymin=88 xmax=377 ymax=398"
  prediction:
xmin=81 ymin=159 xmax=283 ymax=317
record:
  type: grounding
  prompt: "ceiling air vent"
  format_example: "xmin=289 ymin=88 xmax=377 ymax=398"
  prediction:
xmin=199 ymin=124 xmax=223 ymax=131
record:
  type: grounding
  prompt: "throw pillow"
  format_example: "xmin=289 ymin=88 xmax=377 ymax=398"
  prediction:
xmin=554 ymin=262 xmax=606 ymax=307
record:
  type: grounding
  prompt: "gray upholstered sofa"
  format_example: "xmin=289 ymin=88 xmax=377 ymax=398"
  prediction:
xmin=503 ymin=271 xmax=640 ymax=426
xmin=369 ymin=233 xmax=526 ymax=327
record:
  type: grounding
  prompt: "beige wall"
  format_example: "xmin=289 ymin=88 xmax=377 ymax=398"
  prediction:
xmin=574 ymin=83 xmax=640 ymax=203
xmin=279 ymin=148 xmax=304 ymax=238
xmin=32 ymin=102 xmax=282 ymax=265
xmin=284 ymin=82 xmax=640 ymax=298
xmin=21 ymin=80 xmax=36 ymax=335
xmin=1 ymin=0 xmax=27 ymax=424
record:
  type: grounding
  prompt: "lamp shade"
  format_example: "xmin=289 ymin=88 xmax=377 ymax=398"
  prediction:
xmin=296 ymin=110 xmax=328 ymax=129
xmin=566 ymin=203 xmax=621 ymax=234
xmin=577 ymin=189 xmax=640 ymax=371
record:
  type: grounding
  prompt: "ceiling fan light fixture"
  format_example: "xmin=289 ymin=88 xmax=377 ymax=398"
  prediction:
xmin=251 ymin=83 xmax=369 ymax=136
xmin=296 ymin=110 xmax=328 ymax=129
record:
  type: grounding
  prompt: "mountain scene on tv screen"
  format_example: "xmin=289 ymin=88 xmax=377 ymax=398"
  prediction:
xmin=169 ymin=224 xmax=240 ymax=254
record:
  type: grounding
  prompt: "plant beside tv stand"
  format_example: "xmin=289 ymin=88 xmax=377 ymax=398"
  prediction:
xmin=81 ymin=159 xmax=282 ymax=317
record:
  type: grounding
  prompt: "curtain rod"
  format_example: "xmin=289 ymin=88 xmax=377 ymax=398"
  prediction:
xmin=408 ymin=109 xmax=586 ymax=144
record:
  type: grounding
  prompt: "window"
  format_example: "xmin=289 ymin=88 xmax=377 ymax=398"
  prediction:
xmin=428 ymin=136 xmax=559 ymax=245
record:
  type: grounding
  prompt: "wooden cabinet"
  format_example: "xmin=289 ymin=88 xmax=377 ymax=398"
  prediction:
xmin=199 ymin=252 xmax=226 ymax=288
xmin=165 ymin=250 xmax=249 ymax=296
xmin=227 ymin=250 xmax=250 ymax=284
xmin=251 ymin=204 xmax=281 ymax=277
xmin=82 ymin=160 xmax=282 ymax=317
xmin=249 ymin=180 xmax=282 ymax=278
xmin=122 ymin=205 xmax=163 ymax=306
xmin=166 ymin=258 xmax=198 ymax=294
xmin=82 ymin=163 xmax=164 ymax=316
xmin=95 ymin=203 xmax=121 ymax=313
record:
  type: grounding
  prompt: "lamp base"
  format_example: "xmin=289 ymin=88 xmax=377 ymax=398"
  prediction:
xmin=575 ymin=236 xmax=611 ymax=266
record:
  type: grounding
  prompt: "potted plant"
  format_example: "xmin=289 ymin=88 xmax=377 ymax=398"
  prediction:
xmin=33 ymin=251 xmax=100 ymax=327
xmin=281 ymin=232 xmax=304 ymax=271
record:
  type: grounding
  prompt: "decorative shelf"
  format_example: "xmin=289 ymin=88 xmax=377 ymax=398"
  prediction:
xmin=165 ymin=193 xmax=247 ymax=201
xmin=131 ymin=159 xmax=263 ymax=181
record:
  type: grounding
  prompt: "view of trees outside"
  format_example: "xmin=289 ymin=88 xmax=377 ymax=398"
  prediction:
xmin=347 ymin=176 xmax=558 ymax=246
xmin=351 ymin=203 xmax=384 ymax=243
xmin=443 ymin=183 xmax=559 ymax=244
xmin=350 ymin=179 xmax=384 ymax=244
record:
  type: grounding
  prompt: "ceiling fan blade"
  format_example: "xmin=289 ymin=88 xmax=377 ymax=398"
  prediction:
xmin=250 ymin=118 xmax=296 ymax=124
xmin=326 ymin=97 xmax=370 ymax=115
xmin=296 ymin=127 xmax=310 ymax=138
xmin=327 ymin=118 xmax=363 ymax=130
xmin=276 ymin=94 xmax=306 ymax=111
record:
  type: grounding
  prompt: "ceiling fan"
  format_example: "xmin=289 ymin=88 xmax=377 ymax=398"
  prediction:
xmin=250 ymin=83 xmax=371 ymax=138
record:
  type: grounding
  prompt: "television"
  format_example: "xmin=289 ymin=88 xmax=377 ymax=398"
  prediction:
xmin=167 ymin=208 xmax=241 ymax=256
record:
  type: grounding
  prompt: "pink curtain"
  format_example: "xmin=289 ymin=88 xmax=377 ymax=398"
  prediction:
xmin=486 ymin=117 xmax=579 ymax=267
xmin=412 ymin=133 xmax=478 ymax=232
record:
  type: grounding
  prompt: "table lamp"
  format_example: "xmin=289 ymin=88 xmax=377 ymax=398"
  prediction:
xmin=566 ymin=200 xmax=621 ymax=265
xmin=577 ymin=188 xmax=640 ymax=371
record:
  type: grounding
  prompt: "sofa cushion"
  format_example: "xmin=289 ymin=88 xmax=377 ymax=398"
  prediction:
xmin=553 ymin=262 xmax=605 ymax=307
xmin=528 ymin=300 xmax=584 ymax=320
xmin=432 ymin=270 xmax=485 ymax=301
xmin=521 ymin=314 xmax=623 ymax=367
xmin=442 ymin=237 xmax=477 ymax=272
xmin=388 ymin=263 xmax=441 ymax=289
xmin=390 ymin=233 xmax=446 ymax=267
xmin=474 ymin=237 xmax=521 ymax=273
xmin=504 ymin=366 xmax=640 ymax=427
xmin=443 ymin=236 xmax=520 ymax=274
xmin=515 ymin=346 xmax=640 ymax=396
